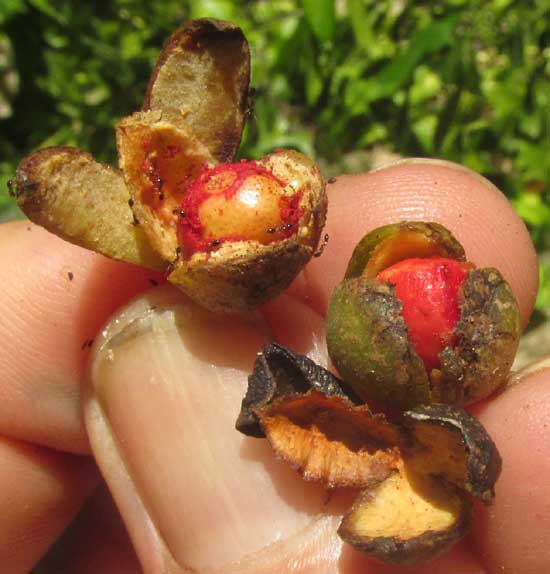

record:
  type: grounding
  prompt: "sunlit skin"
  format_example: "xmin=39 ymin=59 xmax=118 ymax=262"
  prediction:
xmin=377 ymin=257 xmax=470 ymax=372
xmin=178 ymin=161 xmax=302 ymax=258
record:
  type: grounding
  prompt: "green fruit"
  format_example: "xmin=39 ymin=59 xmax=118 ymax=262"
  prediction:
xmin=327 ymin=222 xmax=520 ymax=410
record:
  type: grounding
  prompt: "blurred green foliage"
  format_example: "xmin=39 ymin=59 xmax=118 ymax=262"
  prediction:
xmin=0 ymin=0 xmax=549 ymax=307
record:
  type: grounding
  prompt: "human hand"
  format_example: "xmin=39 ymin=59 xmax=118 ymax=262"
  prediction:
xmin=1 ymin=159 xmax=547 ymax=574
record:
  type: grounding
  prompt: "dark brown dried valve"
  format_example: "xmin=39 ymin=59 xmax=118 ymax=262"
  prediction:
xmin=14 ymin=19 xmax=327 ymax=313
xmin=236 ymin=344 xmax=502 ymax=565
xmin=327 ymin=221 xmax=520 ymax=410
xmin=237 ymin=344 xmax=401 ymax=488
xmin=338 ymin=460 xmax=471 ymax=565
xmin=339 ymin=405 xmax=502 ymax=565
xmin=236 ymin=343 xmax=354 ymax=437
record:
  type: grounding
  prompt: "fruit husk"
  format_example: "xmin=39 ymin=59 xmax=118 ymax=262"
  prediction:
xmin=14 ymin=146 xmax=165 ymax=270
xmin=116 ymin=111 xmax=214 ymax=261
xmin=236 ymin=344 xmax=502 ymax=565
xmin=143 ymin=18 xmax=250 ymax=163
xmin=403 ymin=404 xmax=502 ymax=504
xmin=238 ymin=345 xmax=401 ymax=488
xmin=168 ymin=149 xmax=327 ymax=313
xmin=236 ymin=343 xmax=355 ymax=437
xmin=12 ymin=19 xmax=327 ymax=314
xmin=345 ymin=221 xmax=466 ymax=280
xmin=438 ymin=268 xmax=520 ymax=405
xmin=338 ymin=461 xmax=471 ymax=565
xmin=256 ymin=391 xmax=401 ymax=488
xmin=339 ymin=403 xmax=501 ymax=564
xmin=326 ymin=277 xmax=431 ymax=410
xmin=328 ymin=225 xmax=520 ymax=408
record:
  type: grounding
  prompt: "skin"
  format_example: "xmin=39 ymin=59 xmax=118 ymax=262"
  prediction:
xmin=0 ymin=159 xmax=547 ymax=574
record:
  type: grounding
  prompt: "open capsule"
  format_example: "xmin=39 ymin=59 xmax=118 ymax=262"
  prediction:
xmin=327 ymin=222 xmax=520 ymax=409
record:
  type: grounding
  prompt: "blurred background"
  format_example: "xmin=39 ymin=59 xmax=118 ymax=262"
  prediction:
xmin=0 ymin=0 xmax=548 ymax=355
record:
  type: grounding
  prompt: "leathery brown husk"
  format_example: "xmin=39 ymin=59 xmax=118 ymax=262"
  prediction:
xmin=236 ymin=344 xmax=502 ymax=565
xmin=14 ymin=18 xmax=327 ymax=313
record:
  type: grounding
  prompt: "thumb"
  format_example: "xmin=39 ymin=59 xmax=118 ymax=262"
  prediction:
xmin=84 ymin=286 xmax=481 ymax=574
xmin=84 ymin=286 xmax=336 ymax=573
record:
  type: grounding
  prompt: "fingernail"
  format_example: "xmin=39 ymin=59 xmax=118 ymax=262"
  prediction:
xmin=86 ymin=287 xmax=327 ymax=572
xmin=88 ymin=287 xmax=270 ymax=568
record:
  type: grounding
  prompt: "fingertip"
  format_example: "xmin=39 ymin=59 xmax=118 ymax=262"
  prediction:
xmin=84 ymin=288 xmax=331 ymax=572
xmin=0 ymin=436 xmax=98 ymax=573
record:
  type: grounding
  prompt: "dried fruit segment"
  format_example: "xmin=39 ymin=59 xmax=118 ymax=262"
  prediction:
xmin=236 ymin=343 xmax=353 ymax=437
xmin=403 ymin=404 xmax=502 ymax=504
xmin=338 ymin=461 xmax=470 ymax=565
xmin=143 ymin=18 xmax=250 ymax=163
xmin=116 ymin=111 xmax=213 ymax=260
xmin=14 ymin=147 xmax=165 ymax=270
xmin=236 ymin=345 xmax=502 ymax=565
xmin=338 ymin=402 xmax=501 ymax=564
xmin=257 ymin=391 xmax=401 ymax=488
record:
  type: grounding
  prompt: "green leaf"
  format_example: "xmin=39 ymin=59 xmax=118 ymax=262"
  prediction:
xmin=516 ymin=141 xmax=550 ymax=183
xmin=0 ymin=0 xmax=25 ymax=24
xmin=189 ymin=0 xmax=237 ymax=20
xmin=348 ymin=0 xmax=368 ymax=48
xmin=535 ymin=262 xmax=550 ymax=310
xmin=28 ymin=0 xmax=67 ymax=24
xmin=357 ymin=123 xmax=388 ymax=147
xmin=409 ymin=66 xmax=442 ymax=105
xmin=462 ymin=151 xmax=493 ymax=174
xmin=512 ymin=193 xmax=550 ymax=227
xmin=303 ymin=0 xmax=335 ymax=43
xmin=412 ymin=115 xmax=437 ymax=154
xmin=355 ymin=15 xmax=458 ymax=104
xmin=305 ymin=63 xmax=323 ymax=106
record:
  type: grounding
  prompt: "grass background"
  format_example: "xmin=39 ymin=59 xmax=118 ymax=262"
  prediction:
xmin=1 ymin=0 xmax=549 ymax=314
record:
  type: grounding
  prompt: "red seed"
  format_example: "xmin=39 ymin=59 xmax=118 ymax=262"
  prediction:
xmin=377 ymin=257 xmax=469 ymax=372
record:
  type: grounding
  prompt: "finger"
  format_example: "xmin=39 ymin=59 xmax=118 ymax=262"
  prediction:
xmin=37 ymin=482 xmax=140 ymax=574
xmin=0 ymin=435 xmax=98 ymax=573
xmin=301 ymin=159 xmax=538 ymax=329
xmin=85 ymin=288 xmax=481 ymax=573
xmin=470 ymin=364 xmax=550 ymax=574
xmin=0 ymin=221 xmax=161 ymax=454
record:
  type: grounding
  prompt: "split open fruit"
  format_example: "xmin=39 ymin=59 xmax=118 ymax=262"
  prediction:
xmin=13 ymin=19 xmax=327 ymax=312
xmin=327 ymin=222 xmax=520 ymax=409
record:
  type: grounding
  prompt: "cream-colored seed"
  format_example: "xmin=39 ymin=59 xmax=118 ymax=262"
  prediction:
xmin=198 ymin=174 xmax=285 ymax=243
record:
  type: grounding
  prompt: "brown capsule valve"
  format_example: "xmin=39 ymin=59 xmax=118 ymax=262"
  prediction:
xmin=236 ymin=344 xmax=502 ymax=565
